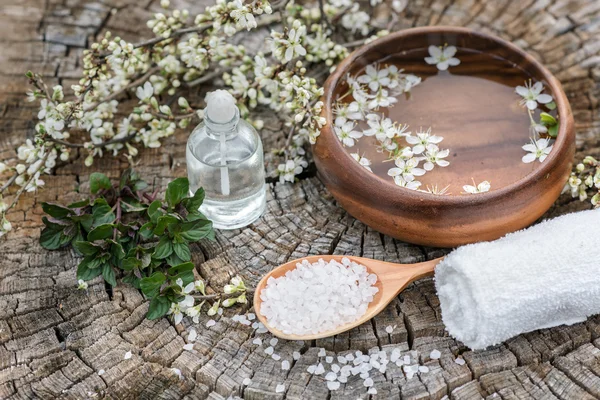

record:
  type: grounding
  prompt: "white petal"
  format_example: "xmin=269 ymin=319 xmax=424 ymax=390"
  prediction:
xmin=412 ymin=144 xmax=425 ymax=154
xmin=443 ymin=46 xmax=457 ymax=58
xmin=387 ymin=168 xmax=402 ymax=177
xmin=522 ymin=143 xmax=537 ymax=152
xmin=412 ymin=168 xmax=426 ymax=176
xmin=463 ymin=185 xmax=477 ymax=194
xmin=531 ymin=81 xmax=543 ymax=94
xmin=428 ymin=45 xmax=442 ymax=58
xmin=536 ymin=94 xmax=553 ymax=104
xmin=526 ymin=100 xmax=538 ymax=110
xmin=478 ymin=181 xmax=491 ymax=192
xmin=447 ymin=57 xmax=460 ymax=66
xmin=437 ymin=160 xmax=450 ymax=167
xmin=424 ymin=56 xmax=437 ymax=65
xmin=436 ymin=61 xmax=449 ymax=71
xmin=522 ymin=153 xmax=537 ymax=163
xmin=424 ymin=162 xmax=434 ymax=171
xmin=539 ymin=154 xmax=548 ymax=162
xmin=515 ymin=86 xmax=529 ymax=97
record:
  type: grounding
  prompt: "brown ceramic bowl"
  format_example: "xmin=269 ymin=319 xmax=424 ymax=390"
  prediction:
xmin=313 ymin=26 xmax=575 ymax=248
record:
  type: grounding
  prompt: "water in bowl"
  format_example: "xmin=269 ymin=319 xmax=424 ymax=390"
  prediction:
xmin=339 ymin=47 xmax=557 ymax=195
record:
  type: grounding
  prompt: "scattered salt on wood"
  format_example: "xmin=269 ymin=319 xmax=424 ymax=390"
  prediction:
xmin=275 ymin=384 xmax=285 ymax=393
xmin=293 ymin=351 xmax=301 ymax=360
xmin=318 ymin=348 xmax=326 ymax=357
xmin=242 ymin=377 xmax=252 ymax=386
xmin=264 ymin=346 xmax=274 ymax=355
xmin=272 ymin=353 xmax=281 ymax=361
xmin=430 ymin=349 xmax=441 ymax=359
xmin=98 ymin=369 xmax=105 ymax=375
xmin=327 ymin=381 xmax=340 ymax=390
xmin=325 ymin=356 xmax=333 ymax=363
xmin=183 ymin=343 xmax=194 ymax=351
xmin=455 ymin=357 xmax=466 ymax=365
xmin=248 ymin=313 xmax=256 ymax=320
xmin=368 ymin=387 xmax=377 ymax=394
xmin=281 ymin=360 xmax=290 ymax=370
xmin=363 ymin=377 xmax=373 ymax=387
xmin=419 ymin=366 xmax=429 ymax=373
xmin=385 ymin=325 xmax=394 ymax=333
xmin=269 ymin=338 xmax=278 ymax=347
xmin=206 ymin=319 xmax=216 ymax=328
xmin=252 ymin=338 xmax=262 ymax=345
xmin=188 ymin=329 xmax=197 ymax=342
xmin=124 ymin=351 xmax=132 ymax=360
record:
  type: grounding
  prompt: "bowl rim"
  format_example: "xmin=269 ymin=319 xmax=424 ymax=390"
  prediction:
xmin=319 ymin=25 xmax=574 ymax=205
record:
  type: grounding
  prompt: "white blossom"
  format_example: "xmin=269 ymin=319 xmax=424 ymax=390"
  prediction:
xmin=351 ymin=153 xmax=373 ymax=172
xmin=515 ymin=81 xmax=553 ymax=110
xmin=277 ymin=158 xmax=306 ymax=183
xmin=422 ymin=144 xmax=450 ymax=170
xmin=136 ymin=82 xmax=154 ymax=102
xmin=405 ymin=127 xmax=443 ymax=154
xmin=334 ymin=121 xmax=362 ymax=147
xmin=425 ymin=45 xmax=460 ymax=71
xmin=463 ymin=180 xmax=491 ymax=194
xmin=522 ymin=138 xmax=553 ymax=163
xmin=357 ymin=64 xmax=390 ymax=92
xmin=341 ymin=5 xmax=370 ymax=36
xmin=387 ymin=158 xmax=426 ymax=181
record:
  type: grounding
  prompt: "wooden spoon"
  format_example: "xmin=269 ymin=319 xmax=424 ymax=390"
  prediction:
xmin=253 ymin=255 xmax=441 ymax=341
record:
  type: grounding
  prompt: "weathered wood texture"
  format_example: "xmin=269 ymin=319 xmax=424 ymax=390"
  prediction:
xmin=0 ymin=0 xmax=599 ymax=399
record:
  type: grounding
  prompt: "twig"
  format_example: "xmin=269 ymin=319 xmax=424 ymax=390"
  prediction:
xmin=46 ymin=133 xmax=137 ymax=149
xmin=0 ymin=173 xmax=18 ymax=195
xmin=132 ymin=25 xmax=211 ymax=50
xmin=318 ymin=0 xmax=333 ymax=30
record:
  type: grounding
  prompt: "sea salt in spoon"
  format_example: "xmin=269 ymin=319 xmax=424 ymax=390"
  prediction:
xmin=253 ymin=255 xmax=440 ymax=341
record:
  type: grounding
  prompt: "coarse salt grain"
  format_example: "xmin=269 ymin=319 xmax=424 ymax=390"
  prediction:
xmin=272 ymin=354 xmax=281 ymax=361
xmin=455 ymin=357 xmax=466 ymax=365
xmin=325 ymin=356 xmax=333 ymax=363
xmin=264 ymin=346 xmax=274 ymax=355
xmin=183 ymin=343 xmax=194 ymax=351
xmin=98 ymin=369 xmax=105 ymax=375
xmin=259 ymin=258 xmax=379 ymax=335
xmin=419 ymin=366 xmax=429 ymax=373
xmin=270 ymin=338 xmax=278 ymax=347
xmin=242 ymin=377 xmax=252 ymax=386
xmin=293 ymin=351 xmax=301 ymax=360
xmin=252 ymin=338 xmax=262 ymax=346
xmin=206 ymin=319 xmax=216 ymax=328
xmin=327 ymin=381 xmax=340 ymax=391
xmin=368 ymin=387 xmax=377 ymax=394
xmin=124 ymin=351 xmax=132 ymax=360
xmin=385 ymin=325 xmax=394 ymax=333
xmin=430 ymin=349 xmax=441 ymax=359
xmin=188 ymin=329 xmax=197 ymax=342
xmin=318 ymin=348 xmax=327 ymax=357
xmin=282 ymin=360 xmax=290 ymax=370
xmin=276 ymin=384 xmax=285 ymax=393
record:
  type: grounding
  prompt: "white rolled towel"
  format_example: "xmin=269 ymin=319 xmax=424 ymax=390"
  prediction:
xmin=435 ymin=209 xmax=600 ymax=350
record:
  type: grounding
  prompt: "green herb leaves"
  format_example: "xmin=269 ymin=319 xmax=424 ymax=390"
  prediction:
xmin=40 ymin=169 xmax=214 ymax=320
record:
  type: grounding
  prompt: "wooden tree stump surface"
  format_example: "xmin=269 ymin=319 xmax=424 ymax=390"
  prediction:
xmin=1 ymin=0 xmax=600 ymax=399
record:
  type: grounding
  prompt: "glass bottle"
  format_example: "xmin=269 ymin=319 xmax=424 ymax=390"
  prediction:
xmin=186 ymin=90 xmax=266 ymax=229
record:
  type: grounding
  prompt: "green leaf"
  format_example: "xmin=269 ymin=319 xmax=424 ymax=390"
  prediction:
xmin=540 ymin=112 xmax=557 ymax=125
xmin=186 ymin=211 xmax=208 ymax=222
xmin=173 ymin=242 xmax=191 ymax=261
xmin=79 ymin=254 xmax=103 ymax=270
xmin=121 ymin=257 xmax=142 ymax=271
xmin=140 ymin=272 xmax=166 ymax=298
xmin=68 ymin=199 xmax=90 ymax=208
xmin=546 ymin=101 xmax=556 ymax=110
xmin=109 ymin=240 xmax=126 ymax=261
xmin=102 ymin=264 xmax=117 ymax=286
xmin=71 ymin=214 xmax=94 ymax=233
xmin=77 ymin=258 xmax=103 ymax=281
xmin=184 ymin=187 xmax=205 ymax=213
xmin=148 ymin=200 xmax=163 ymax=223
xmin=73 ymin=241 xmax=102 ymax=256
xmin=548 ymin=124 xmax=558 ymax=138
xmin=122 ymin=274 xmax=141 ymax=289
xmin=92 ymin=203 xmax=116 ymax=227
xmin=147 ymin=296 xmax=170 ymax=320
xmin=139 ymin=222 xmax=155 ymax=239
xmin=165 ymin=178 xmax=189 ymax=209
xmin=132 ymin=180 xmax=149 ymax=192
xmin=120 ymin=199 xmax=147 ymax=213
xmin=40 ymin=227 xmax=64 ymax=250
xmin=42 ymin=202 xmax=71 ymax=218
xmin=180 ymin=219 xmax=213 ymax=242
xmin=153 ymin=236 xmax=173 ymax=259
xmin=167 ymin=261 xmax=195 ymax=276
xmin=87 ymin=224 xmax=115 ymax=241
xmin=90 ymin=172 xmax=112 ymax=194
xmin=165 ymin=252 xmax=185 ymax=267
xmin=153 ymin=215 xmax=179 ymax=236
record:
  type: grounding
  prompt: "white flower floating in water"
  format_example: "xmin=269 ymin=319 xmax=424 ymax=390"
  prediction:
xmin=422 ymin=144 xmax=450 ymax=170
xmin=463 ymin=180 xmax=491 ymax=194
xmin=333 ymin=102 xmax=363 ymax=127
xmin=357 ymin=64 xmax=391 ymax=92
xmin=405 ymin=127 xmax=444 ymax=155
xmin=522 ymin=138 xmax=553 ymax=163
xmin=391 ymin=174 xmax=422 ymax=190
xmin=388 ymin=158 xmax=426 ymax=183
xmin=515 ymin=80 xmax=553 ymax=111
xmin=351 ymin=153 xmax=373 ymax=172
xmin=334 ymin=121 xmax=363 ymax=147
xmin=425 ymin=45 xmax=461 ymax=71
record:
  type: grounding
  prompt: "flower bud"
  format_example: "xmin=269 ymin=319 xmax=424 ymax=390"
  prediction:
xmin=207 ymin=300 xmax=219 ymax=316
xmin=222 ymin=298 xmax=237 ymax=307
xmin=236 ymin=294 xmax=247 ymax=304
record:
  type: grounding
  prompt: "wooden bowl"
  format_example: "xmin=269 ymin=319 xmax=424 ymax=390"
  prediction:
xmin=313 ymin=26 xmax=575 ymax=248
